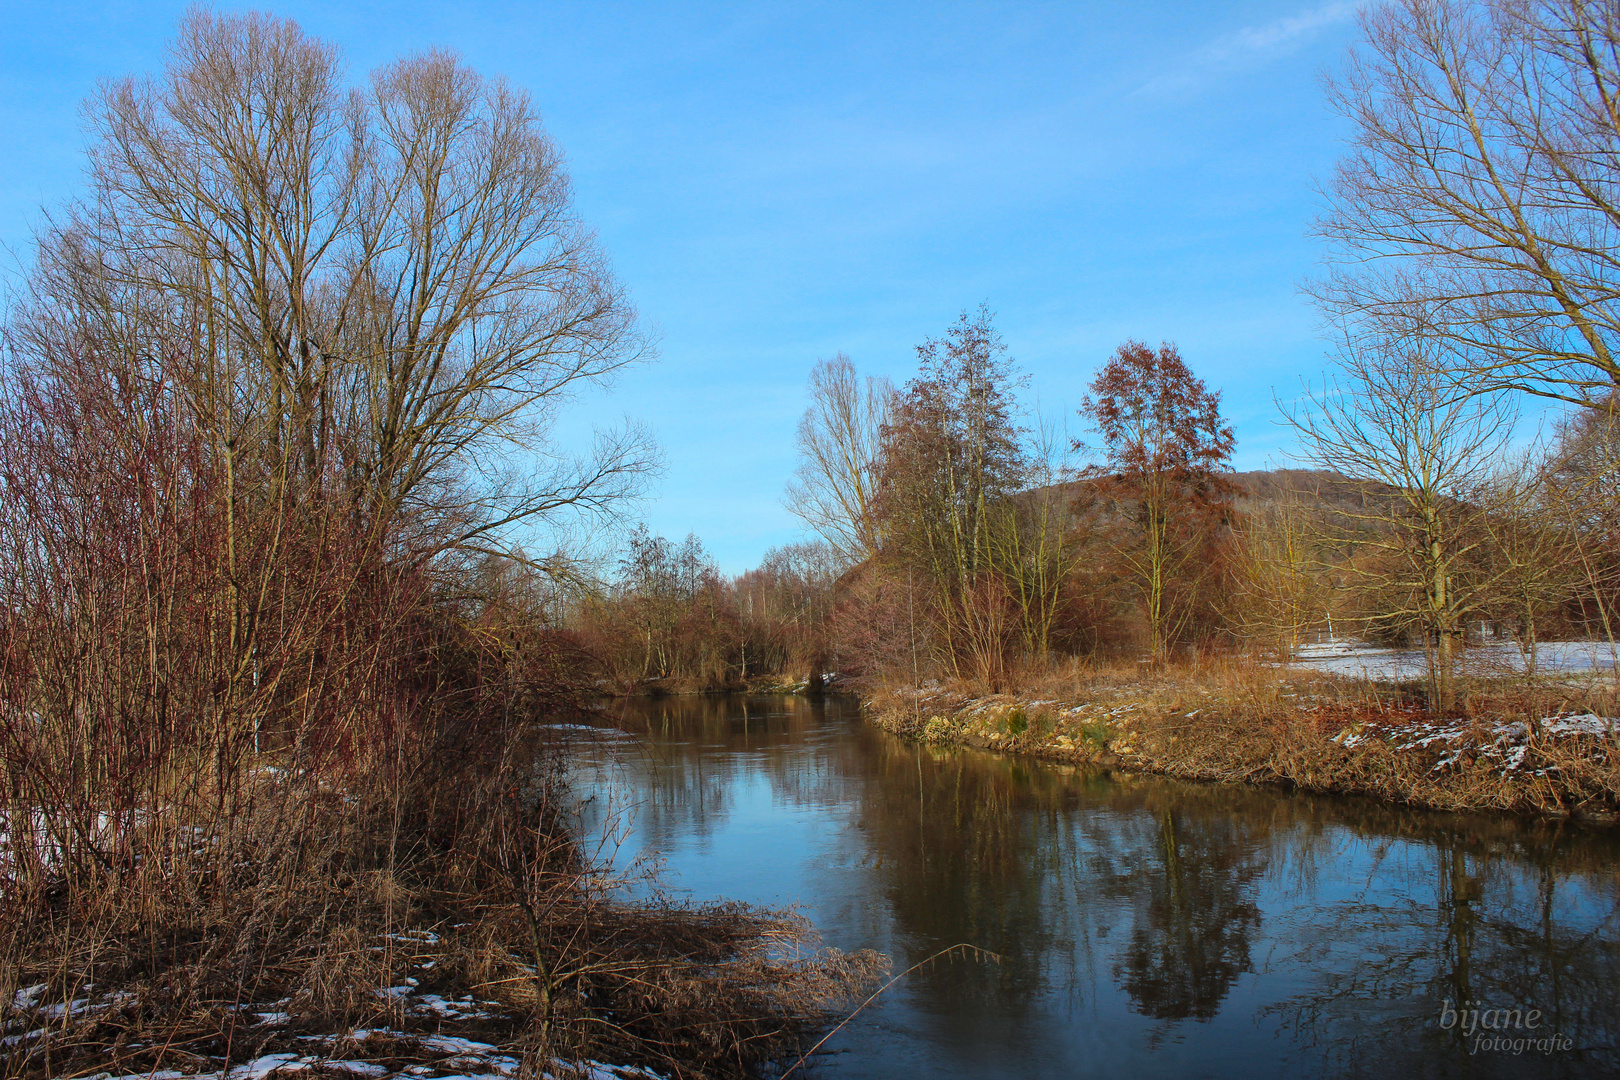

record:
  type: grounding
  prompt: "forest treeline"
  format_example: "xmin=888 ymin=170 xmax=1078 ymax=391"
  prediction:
xmin=571 ymin=309 xmax=1620 ymax=717
xmin=573 ymin=0 xmax=1620 ymax=717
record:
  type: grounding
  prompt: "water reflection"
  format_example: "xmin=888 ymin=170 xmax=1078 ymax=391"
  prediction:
xmin=563 ymin=695 xmax=1620 ymax=1078
xmin=1115 ymin=806 xmax=1264 ymax=1021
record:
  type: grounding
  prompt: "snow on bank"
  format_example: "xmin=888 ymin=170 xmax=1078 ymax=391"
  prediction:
xmin=1288 ymin=640 xmax=1620 ymax=681
xmin=1331 ymin=712 xmax=1619 ymax=774
xmin=78 ymin=1043 xmax=666 ymax=1080
xmin=877 ymin=683 xmax=1618 ymax=802
xmin=5 ymin=962 xmax=667 ymax=1080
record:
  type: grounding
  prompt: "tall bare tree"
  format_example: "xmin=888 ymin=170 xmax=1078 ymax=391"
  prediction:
xmin=1287 ymin=338 xmax=1516 ymax=710
xmin=1318 ymin=0 xmax=1620 ymax=409
xmin=25 ymin=8 xmax=653 ymax=564
xmin=785 ymin=354 xmax=893 ymax=563
xmin=0 ymin=10 xmax=656 ymax=858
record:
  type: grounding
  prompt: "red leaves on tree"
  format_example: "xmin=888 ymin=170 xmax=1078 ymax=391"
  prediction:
xmin=1077 ymin=340 xmax=1237 ymax=655
xmin=1079 ymin=340 xmax=1236 ymax=507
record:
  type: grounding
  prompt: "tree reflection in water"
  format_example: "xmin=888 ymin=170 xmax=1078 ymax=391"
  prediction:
xmin=564 ymin=695 xmax=1620 ymax=1079
xmin=1115 ymin=806 xmax=1264 ymax=1020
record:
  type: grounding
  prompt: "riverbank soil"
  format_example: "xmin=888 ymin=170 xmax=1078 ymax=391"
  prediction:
xmin=863 ymin=661 xmax=1620 ymax=819
xmin=0 ymin=724 xmax=882 ymax=1080
xmin=598 ymin=670 xmax=831 ymax=698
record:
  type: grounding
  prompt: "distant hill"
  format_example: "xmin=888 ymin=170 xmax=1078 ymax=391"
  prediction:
xmin=1228 ymin=469 xmax=1407 ymax=513
xmin=1034 ymin=468 xmax=1407 ymax=517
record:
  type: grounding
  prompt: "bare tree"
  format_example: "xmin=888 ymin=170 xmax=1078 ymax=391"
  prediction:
xmin=1286 ymin=338 xmax=1516 ymax=711
xmin=0 ymin=10 xmax=657 ymax=880
xmin=1542 ymin=398 xmax=1620 ymax=671
xmin=987 ymin=416 xmax=1079 ymax=662
xmin=1318 ymin=0 xmax=1620 ymax=409
xmin=1229 ymin=486 xmax=1336 ymax=659
xmin=25 ymin=8 xmax=654 ymax=565
xmin=785 ymin=353 xmax=893 ymax=563
xmin=871 ymin=307 xmax=1029 ymax=680
xmin=1471 ymin=453 xmax=1583 ymax=731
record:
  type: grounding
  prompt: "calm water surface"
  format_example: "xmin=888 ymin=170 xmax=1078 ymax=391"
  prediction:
xmin=560 ymin=695 xmax=1620 ymax=1079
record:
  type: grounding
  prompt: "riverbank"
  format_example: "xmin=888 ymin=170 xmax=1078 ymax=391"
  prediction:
xmin=863 ymin=669 xmax=1620 ymax=821
xmin=1 ymin=729 xmax=881 ymax=1080
xmin=599 ymin=672 xmax=838 ymax=698
xmin=4 ymin=854 xmax=869 ymax=1080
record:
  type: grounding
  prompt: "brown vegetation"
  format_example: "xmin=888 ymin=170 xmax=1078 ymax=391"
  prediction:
xmin=863 ymin=656 xmax=1620 ymax=819
xmin=0 ymin=685 xmax=881 ymax=1079
xmin=570 ymin=534 xmax=842 ymax=694
xmin=1076 ymin=340 xmax=1237 ymax=661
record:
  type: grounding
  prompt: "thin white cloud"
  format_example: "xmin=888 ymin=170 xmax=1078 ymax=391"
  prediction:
xmin=1136 ymin=1 xmax=1357 ymax=99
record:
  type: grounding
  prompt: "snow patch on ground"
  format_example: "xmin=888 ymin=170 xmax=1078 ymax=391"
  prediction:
xmin=1330 ymin=712 xmax=1618 ymax=774
xmin=78 ymin=1037 xmax=669 ymax=1080
xmin=1289 ymin=640 xmax=1620 ymax=681
xmin=11 ymin=938 xmax=666 ymax=1080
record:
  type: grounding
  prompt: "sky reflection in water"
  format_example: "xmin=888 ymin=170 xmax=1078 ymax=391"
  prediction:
xmin=560 ymin=695 xmax=1620 ymax=1079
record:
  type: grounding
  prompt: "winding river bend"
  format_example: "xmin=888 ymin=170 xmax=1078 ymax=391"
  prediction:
xmin=562 ymin=695 xmax=1620 ymax=1079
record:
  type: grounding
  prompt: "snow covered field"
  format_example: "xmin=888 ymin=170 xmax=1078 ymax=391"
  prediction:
xmin=1287 ymin=640 xmax=1620 ymax=681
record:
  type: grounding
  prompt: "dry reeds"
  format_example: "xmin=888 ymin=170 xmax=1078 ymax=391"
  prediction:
xmin=0 ymin=708 xmax=885 ymax=1079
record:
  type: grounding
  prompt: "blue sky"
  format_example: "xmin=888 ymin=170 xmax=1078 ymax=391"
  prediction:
xmin=2 ymin=1 xmax=1371 ymax=573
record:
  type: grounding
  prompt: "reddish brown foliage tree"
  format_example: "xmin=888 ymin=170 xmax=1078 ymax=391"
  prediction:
xmin=1078 ymin=341 xmax=1236 ymax=658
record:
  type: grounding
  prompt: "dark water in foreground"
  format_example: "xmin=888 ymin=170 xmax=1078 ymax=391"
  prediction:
xmin=561 ymin=695 xmax=1620 ymax=1079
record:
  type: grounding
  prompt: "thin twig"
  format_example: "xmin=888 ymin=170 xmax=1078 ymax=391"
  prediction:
xmin=781 ymin=943 xmax=1001 ymax=1079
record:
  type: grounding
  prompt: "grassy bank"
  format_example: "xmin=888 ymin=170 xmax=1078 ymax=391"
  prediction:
xmin=863 ymin=660 xmax=1620 ymax=821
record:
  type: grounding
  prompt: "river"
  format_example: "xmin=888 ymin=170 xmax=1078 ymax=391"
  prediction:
xmin=559 ymin=694 xmax=1620 ymax=1079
